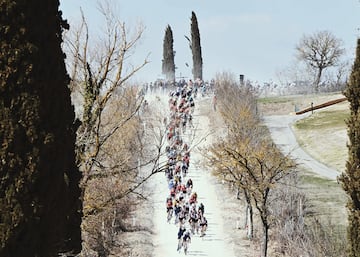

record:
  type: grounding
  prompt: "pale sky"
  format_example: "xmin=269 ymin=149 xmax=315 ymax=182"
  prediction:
xmin=59 ymin=0 xmax=360 ymax=85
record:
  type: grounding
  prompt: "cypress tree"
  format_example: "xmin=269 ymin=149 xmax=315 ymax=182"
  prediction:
xmin=162 ymin=24 xmax=176 ymax=82
xmin=0 ymin=1 xmax=82 ymax=256
xmin=190 ymin=11 xmax=203 ymax=80
xmin=339 ymin=38 xmax=360 ymax=257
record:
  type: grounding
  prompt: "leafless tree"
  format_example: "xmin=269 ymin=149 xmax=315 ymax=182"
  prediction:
xmin=208 ymin=72 xmax=259 ymax=238
xmin=62 ymin=1 xmax=169 ymax=255
xmin=295 ymin=30 xmax=345 ymax=93
xmin=270 ymin=173 xmax=347 ymax=257
xmin=205 ymin=72 xmax=296 ymax=257
xmin=63 ymin=3 xmax=149 ymax=181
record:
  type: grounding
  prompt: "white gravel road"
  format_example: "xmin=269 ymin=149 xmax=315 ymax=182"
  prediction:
xmin=147 ymin=92 xmax=236 ymax=257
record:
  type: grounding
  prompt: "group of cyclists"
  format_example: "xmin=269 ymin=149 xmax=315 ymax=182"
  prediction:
xmin=162 ymin=80 xmax=209 ymax=255
xmin=141 ymin=77 xmax=215 ymax=96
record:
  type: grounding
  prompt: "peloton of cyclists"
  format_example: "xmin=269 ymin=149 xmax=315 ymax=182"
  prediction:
xmin=161 ymin=79 xmax=213 ymax=254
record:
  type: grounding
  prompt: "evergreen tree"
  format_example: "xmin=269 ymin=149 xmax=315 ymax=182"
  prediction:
xmin=0 ymin=1 xmax=82 ymax=256
xmin=190 ymin=11 xmax=203 ymax=80
xmin=339 ymin=38 xmax=360 ymax=257
xmin=162 ymin=24 xmax=176 ymax=82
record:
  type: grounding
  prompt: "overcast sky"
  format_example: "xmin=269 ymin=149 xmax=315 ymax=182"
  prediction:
xmin=59 ymin=0 xmax=360 ymax=84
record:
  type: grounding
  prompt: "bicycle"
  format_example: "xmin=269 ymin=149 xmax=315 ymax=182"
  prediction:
xmin=200 ymin=224 xmax=207 ymax=237
xmin=177 ymin=238 xmax=183 ymax=252
xmin=167 ymin=208 xmax=173 ymax=223
xmin=183 ymin=236 xmax=191 ymax=255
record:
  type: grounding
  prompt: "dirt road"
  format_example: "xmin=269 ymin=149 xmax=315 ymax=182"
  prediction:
xmin=148 ymin=92 xmax=236 ymax=257
xmin=263 ymin=114 xmax=340 ymax=180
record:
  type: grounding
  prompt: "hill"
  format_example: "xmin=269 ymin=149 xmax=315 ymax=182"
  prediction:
xmin=259 ymin=92 xmax=348 ymax=229
xmin=258 ymin=92 xmax=348 ymax=172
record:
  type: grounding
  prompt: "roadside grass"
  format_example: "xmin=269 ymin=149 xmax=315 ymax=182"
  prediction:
xmin=298 ymin=169 xmax=347 ymax=229
xmin=258 ymin=92 xmax=344 ymax=104
xmin=292 ymin=103 xmax=349 ymax=232
xmin=258 ymin=92 xmax=345 ymax=115
xmin=294 ymin=109 xmax=349 ymax=130
xmin=292 ymin=102 xmax=349 ymax=172
xmin=257 ymin=96 xmax=297 ymax=104
xmin=259 ymin=92 xmax=349 ymax=243
xmin=259 ymin=91 xmax=349 ymax=172
xmin=206 ymin=92 xmax=349 ymax=255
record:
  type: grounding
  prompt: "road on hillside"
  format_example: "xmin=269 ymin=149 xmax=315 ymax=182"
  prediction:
xmin=263 ymin=114 xmax=340 ymax=181
xmin=147 ymin=92 xmax=236 ymax=257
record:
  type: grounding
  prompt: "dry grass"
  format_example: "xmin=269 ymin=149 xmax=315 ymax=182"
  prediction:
xmin=258 ymin=92 xmax=346 ymax=115
xmin=292 ymin=102 xmax=349 ymax=172
xmin=259 ymin=91 xmax=349 ymax=173
xmin=258 ymin=91 xmax=349 ymax=233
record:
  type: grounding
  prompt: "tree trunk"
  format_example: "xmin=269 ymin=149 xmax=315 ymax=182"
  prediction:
xmin=247 ymin=204 xmax=254 ymax=239
xmin=314 ymin=68 xmax=323 ymax=93
xmin=243 ymin=189 xmax=253 ymax=239
xmin=261 ymin=221 xmax=269 ymax=257
xmin=244 ymin=205 xmax=248 ymax=229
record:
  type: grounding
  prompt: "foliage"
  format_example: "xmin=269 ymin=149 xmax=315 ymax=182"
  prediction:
xmin=162 ymin=25 xmax=176 ymax=82
xmin=339 ymin=38 xmax=360 ymax=257
xmin=0 ymin=1 xmax=81 ymax=256
xmin=190 ymin=11 xmax=203 ymax=80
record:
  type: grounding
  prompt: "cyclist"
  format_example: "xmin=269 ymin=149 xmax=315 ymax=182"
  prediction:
xmin=198 ymin=202 xmax=205 ymax=216
xmin=166 ymin=197 xmax=173 ymax=222
xmin=177 ymin=226 xmax=186 ymax=252
xmin=199 ymin=215 xmax=208 ymax=237
xmin=189 ymin=192 xmax=197 ymax=204
xmin=182 ymin=230 xmax=191 ymax=255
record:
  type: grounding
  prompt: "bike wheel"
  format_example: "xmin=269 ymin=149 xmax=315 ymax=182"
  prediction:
xmin=177 ymin=239 xmax=182 ymax=252
xmin=183 ymin=242 xmax=188 ymax=255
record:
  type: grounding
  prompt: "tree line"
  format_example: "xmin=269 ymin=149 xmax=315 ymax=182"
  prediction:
xmin=162 ymin=11 xmax=203 ymax=82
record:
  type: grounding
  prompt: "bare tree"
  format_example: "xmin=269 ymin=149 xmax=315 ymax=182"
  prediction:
xmin=63 ymin=2 xmax=151 ymax=188
xmin=62 ymin=2 xmax=169 ymax=255
xmin=295 ymin=30 xmax=345 ymax=93
xmin=205 ymin=73 xmax=296 ymax=257
xmin=225 ymin=141 xmax=295 ymax=257
xmin=271 ymin=174 xmax=347 ymax=257
xmin=208 ymin=72 xmax=259 ymax=238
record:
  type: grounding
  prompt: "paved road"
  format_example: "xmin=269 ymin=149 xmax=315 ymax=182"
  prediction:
xmin=263 ymin=114 xmax=340 ymax=181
